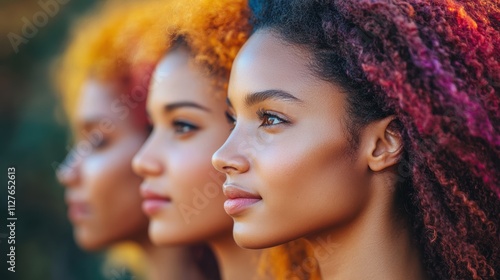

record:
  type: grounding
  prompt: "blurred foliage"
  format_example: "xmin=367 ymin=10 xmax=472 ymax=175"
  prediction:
xmin=0 ymin=0 xmax=131 ymax=279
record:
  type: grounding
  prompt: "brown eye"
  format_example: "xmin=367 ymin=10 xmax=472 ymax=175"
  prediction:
xmin=257 ymin=109 xmax=288 ymax=127
xmin=173 ymin=120 xmax=199 ymax=134
xmin=261 ymin=115 xmax=282 ymax=126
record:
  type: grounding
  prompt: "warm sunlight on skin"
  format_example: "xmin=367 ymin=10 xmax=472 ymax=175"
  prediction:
xmin=212 ymin=30 xmax=428 ymax=280
xmin=213 ymin=30 xmax=373 ymax=248
xmin=132 ymin=47 xmax=234 ymax=245
xmin=58 ymin=80 xmax=150 ymax=251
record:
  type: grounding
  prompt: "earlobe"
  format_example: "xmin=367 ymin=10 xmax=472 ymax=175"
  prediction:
xmin=366 ymin=116 xmax=403 ymax=172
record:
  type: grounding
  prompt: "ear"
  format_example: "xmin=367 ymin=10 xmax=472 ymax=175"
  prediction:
xmin=364 ymin=116 xmax=403 ymax=172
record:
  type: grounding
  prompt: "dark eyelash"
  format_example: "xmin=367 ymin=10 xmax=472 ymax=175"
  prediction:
xmin=257 ymin=109 xmax=289 ymax=127
xmin=173 ymin=121 xmax=199 ymax=133
xmin=146 ymin=124 xmax=154 ymax=134
xmin=225 ymin=111 xmax=236 ymax=125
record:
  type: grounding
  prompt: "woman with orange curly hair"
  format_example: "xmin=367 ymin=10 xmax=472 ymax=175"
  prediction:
xmin=56 ymin=1 xmax=218 ymax=279
xmin=131 ymin=0 xmax=296 ymax=279
xmin=213 ymin=0 xmax=500 ymax=279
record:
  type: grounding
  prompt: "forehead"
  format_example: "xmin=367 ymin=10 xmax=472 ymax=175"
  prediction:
xmin=77 ymin=80 xmax=121 ymax=120
xmin=149 ymin=48 xmax=223 ymax=107
xmin=228 ymin=30 xmax=317 ymax=97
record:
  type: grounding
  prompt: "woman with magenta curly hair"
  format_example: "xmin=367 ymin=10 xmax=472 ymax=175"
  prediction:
xmin=213 ymin=0 xmax=500 ymax=279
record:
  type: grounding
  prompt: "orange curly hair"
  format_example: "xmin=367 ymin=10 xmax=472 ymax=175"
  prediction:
xmin=131 ymin=0 xmax=252 ymax=94
xmin=141 ymin=1 xmax=321 ymax=278
xmin=135 ymin=1 xmax=322 ymax=278
xmin=57 ymin=0 xmax=320 ymax=278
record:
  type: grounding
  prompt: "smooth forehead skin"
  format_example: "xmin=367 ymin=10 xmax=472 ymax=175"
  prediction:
xmin=77 ymin=81 xmax=120 ymax=122
xmin=228 ymin=29 xmax=341 ymax=106
xmin=149 ymin=48 xmax=225 ymax=114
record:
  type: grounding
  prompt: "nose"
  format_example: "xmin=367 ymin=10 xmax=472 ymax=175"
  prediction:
xmin=57 ymin=149 xmax=81 ymax=188
xmin=132 ymin=133 xmax=164 ymax=178
xmin=212 ymin=131 xmax=250 ymax=175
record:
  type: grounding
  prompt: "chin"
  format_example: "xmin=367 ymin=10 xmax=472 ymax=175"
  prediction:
xmin=232 ymin=222 xmax=288 ymax=249
xmin=74 ymin=226 xmax=120 ymax=252
xmin=75 ymin=234 xmax=106 ymax=252
xmin=148 ymin=220 xmax=189 ymax=246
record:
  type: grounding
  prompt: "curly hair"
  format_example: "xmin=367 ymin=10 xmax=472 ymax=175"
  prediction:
xmin=133 ymin=1 xmax=322 ymax=278
xmin=250 ymin=0 xmax=500 ymax=279
xmin=55 ymin=1 xmax=225 ymax=279
xmin=55 ymin=0 xmax=166 ymax=127
xmin=131 ymin=0 xmax=252 ymax=95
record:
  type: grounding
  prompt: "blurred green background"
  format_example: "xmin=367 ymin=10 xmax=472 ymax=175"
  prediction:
xmin=0 ymin=0 xmax=130 ymax=279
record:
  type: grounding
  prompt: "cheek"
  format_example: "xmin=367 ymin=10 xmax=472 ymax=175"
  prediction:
xmin=81 ymin=139 xmax=147 ymax=238
xmin=255 ymin=124 xmax=369 ymax=232
xmin=163 ymin=129 xmax=232 ymax=238
xmin=169 ymin=135 xmax=228 ymax=203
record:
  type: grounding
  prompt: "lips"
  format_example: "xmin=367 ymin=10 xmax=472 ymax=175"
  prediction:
xmin=223 ymin=184 xmax=261 ymax=216
xmin=140 ymin=185 xmax=171 ymax=216
xmin=66 ymin=201 xmax=90 ymax=223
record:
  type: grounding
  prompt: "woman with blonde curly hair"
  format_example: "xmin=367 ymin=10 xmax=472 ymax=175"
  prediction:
xmin=56 ymin=1 xmax=218 ymax=279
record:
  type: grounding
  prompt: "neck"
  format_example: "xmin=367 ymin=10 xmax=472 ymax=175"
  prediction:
xmin=141 ymin=239 xmax=205 ymax=280
xmin=209 ymin=232 xmax=263 ymax=280
xmin=307 ymin=189 xmax=428 ymax=280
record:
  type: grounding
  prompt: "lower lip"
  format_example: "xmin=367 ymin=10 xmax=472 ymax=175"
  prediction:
xmin=224 ymin=198 xmax=261 ymax=216
xmin=142 ymin=199 xmax=170 ymax=216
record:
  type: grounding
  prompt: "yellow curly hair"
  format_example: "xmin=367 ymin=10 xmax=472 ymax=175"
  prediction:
xmin=55 ymin=0 xmax=168 ymax=125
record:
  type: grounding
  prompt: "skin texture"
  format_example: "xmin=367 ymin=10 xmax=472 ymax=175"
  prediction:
xmin=58 ymin=80 xmax=208 ymax=280
xmin=58 ymin=80 xmax=149 ymax=251
xmin=132 ymin=48 xmax=263 ymax=280
xmin=132 ymin=48 xmax=233 ymax=244
xmin=247 ymin=1 xmax=500 ymax=278
xmin=213 ymin=31 xmax=372 ymax=248
xmin=213 ymin=30 xmax=428 ymax=279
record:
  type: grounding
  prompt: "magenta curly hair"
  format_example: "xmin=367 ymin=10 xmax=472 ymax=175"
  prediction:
xmin=250 ymin=0 xmax=500 ymax=279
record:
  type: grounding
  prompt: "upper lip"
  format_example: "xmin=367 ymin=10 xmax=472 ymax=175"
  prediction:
xmin=64 ymin=193 xmax=87 ymax=207
xmin=223 ymin=183 xmax=261 ymax=199
xmin=140 ymin=183 xmax=171 ymax=200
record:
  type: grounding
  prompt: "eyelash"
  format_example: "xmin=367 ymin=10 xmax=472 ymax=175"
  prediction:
xmin=257 ymin=109 xmax=289 ymax=127
xmin=225 ymin=111 xmax=236 ymax=130
xmin=173 ymin=120 xmax=199 ymax=134
xmin=225 ymin=109 xmax=290 ymax=130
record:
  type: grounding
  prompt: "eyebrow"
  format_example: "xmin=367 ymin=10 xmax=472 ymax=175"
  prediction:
xmin=164 ymin=102 xmax=211 ymax=112
xmin=244 ymin=89 xmax=302 ymax=107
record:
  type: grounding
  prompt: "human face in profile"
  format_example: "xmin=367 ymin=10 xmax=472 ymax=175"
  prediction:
xmin=58 ymin=80 xmax=149 ymax=251
xmin=133 ymin=47 xmax=233 ymax=245
xmin=212 ymin=30 xmax=374 ymax=249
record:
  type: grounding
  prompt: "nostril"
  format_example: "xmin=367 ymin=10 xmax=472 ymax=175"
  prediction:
xmin=222 ymin=165 xmax=238 ymax=175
